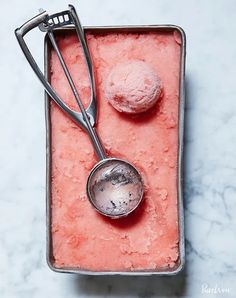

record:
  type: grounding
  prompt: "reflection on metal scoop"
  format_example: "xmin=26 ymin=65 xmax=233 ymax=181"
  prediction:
xmin=87 ymin=159 xmax=143 ymax=218
xmin=15 ymin=4 xmax=144 ymax=218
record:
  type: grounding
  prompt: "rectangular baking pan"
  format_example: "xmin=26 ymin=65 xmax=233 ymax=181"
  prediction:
xmin=45 ymin=25 xmax=186 ymax=275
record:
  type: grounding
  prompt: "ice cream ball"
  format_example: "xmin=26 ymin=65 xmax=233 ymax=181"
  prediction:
xmin=104 ymin=60 xmax=162 ymax=114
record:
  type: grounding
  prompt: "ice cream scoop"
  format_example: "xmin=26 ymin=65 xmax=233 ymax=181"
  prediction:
xmin=15 ymin=5 xmax=144 ymax=219
xmin=104 ymin=60 xmax=162 ymax=114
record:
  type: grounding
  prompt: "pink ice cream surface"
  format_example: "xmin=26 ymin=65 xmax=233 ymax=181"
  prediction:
xmin=50 ymin=29 xmax=182 ymax=272
xmin=104 ymin=60 xmax=162 ymax=114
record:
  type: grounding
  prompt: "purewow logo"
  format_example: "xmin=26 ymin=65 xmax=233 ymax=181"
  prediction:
xmin=201 ymin=283 xmax=230 ymax=295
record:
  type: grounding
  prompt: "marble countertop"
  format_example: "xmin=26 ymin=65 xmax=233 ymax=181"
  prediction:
xmin=1 ymin=0 xmax=236 ymax=297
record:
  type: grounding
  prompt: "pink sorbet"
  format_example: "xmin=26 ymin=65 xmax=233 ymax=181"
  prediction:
xmin=104 ymin=60 xmax=162 ymax=114
xmin=49 ymin=29 xmax=183 ymax=272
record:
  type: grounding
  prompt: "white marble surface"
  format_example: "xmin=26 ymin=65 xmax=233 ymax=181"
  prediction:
xmin=1 ymin=0 xmax=236 ymax=297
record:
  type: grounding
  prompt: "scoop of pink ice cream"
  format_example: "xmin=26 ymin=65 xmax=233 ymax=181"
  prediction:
xmin=104 ymin=60 xmax=162 ymax=114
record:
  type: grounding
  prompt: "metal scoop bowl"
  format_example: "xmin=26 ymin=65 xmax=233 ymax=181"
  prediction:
xmin=87 ymin=158 xmax=143 ymax=218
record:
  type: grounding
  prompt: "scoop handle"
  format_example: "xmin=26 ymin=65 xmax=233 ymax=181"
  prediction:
xmin=15 ymin=8 xmax=106 ymax=160
xmin=15 ymin=11 xmax=87 ymax=130
xmin=69 ymin=5 xmax=97 ymax=123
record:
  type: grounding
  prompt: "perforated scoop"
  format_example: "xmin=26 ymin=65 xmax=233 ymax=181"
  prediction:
xmin=15 ymin=4 xmax=144 ymax=218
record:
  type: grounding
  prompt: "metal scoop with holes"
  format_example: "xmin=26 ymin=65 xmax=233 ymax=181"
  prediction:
xmin=15 ymin=4 xmax=144 ymax=218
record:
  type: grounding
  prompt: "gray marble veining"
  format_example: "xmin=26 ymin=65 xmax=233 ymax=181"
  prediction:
xmin=0 ymin=0 xmax=236 ymax=297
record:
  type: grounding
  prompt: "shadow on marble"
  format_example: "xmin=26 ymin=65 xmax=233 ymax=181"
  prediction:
xmin=183 ymin=75 xmax=195 ymax=206
xmin=72 ymin=269 xmax=187 ymax=297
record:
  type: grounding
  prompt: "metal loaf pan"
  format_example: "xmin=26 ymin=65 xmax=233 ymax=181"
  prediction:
xmin=45 ymin=25 xmax=186 ymax=275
